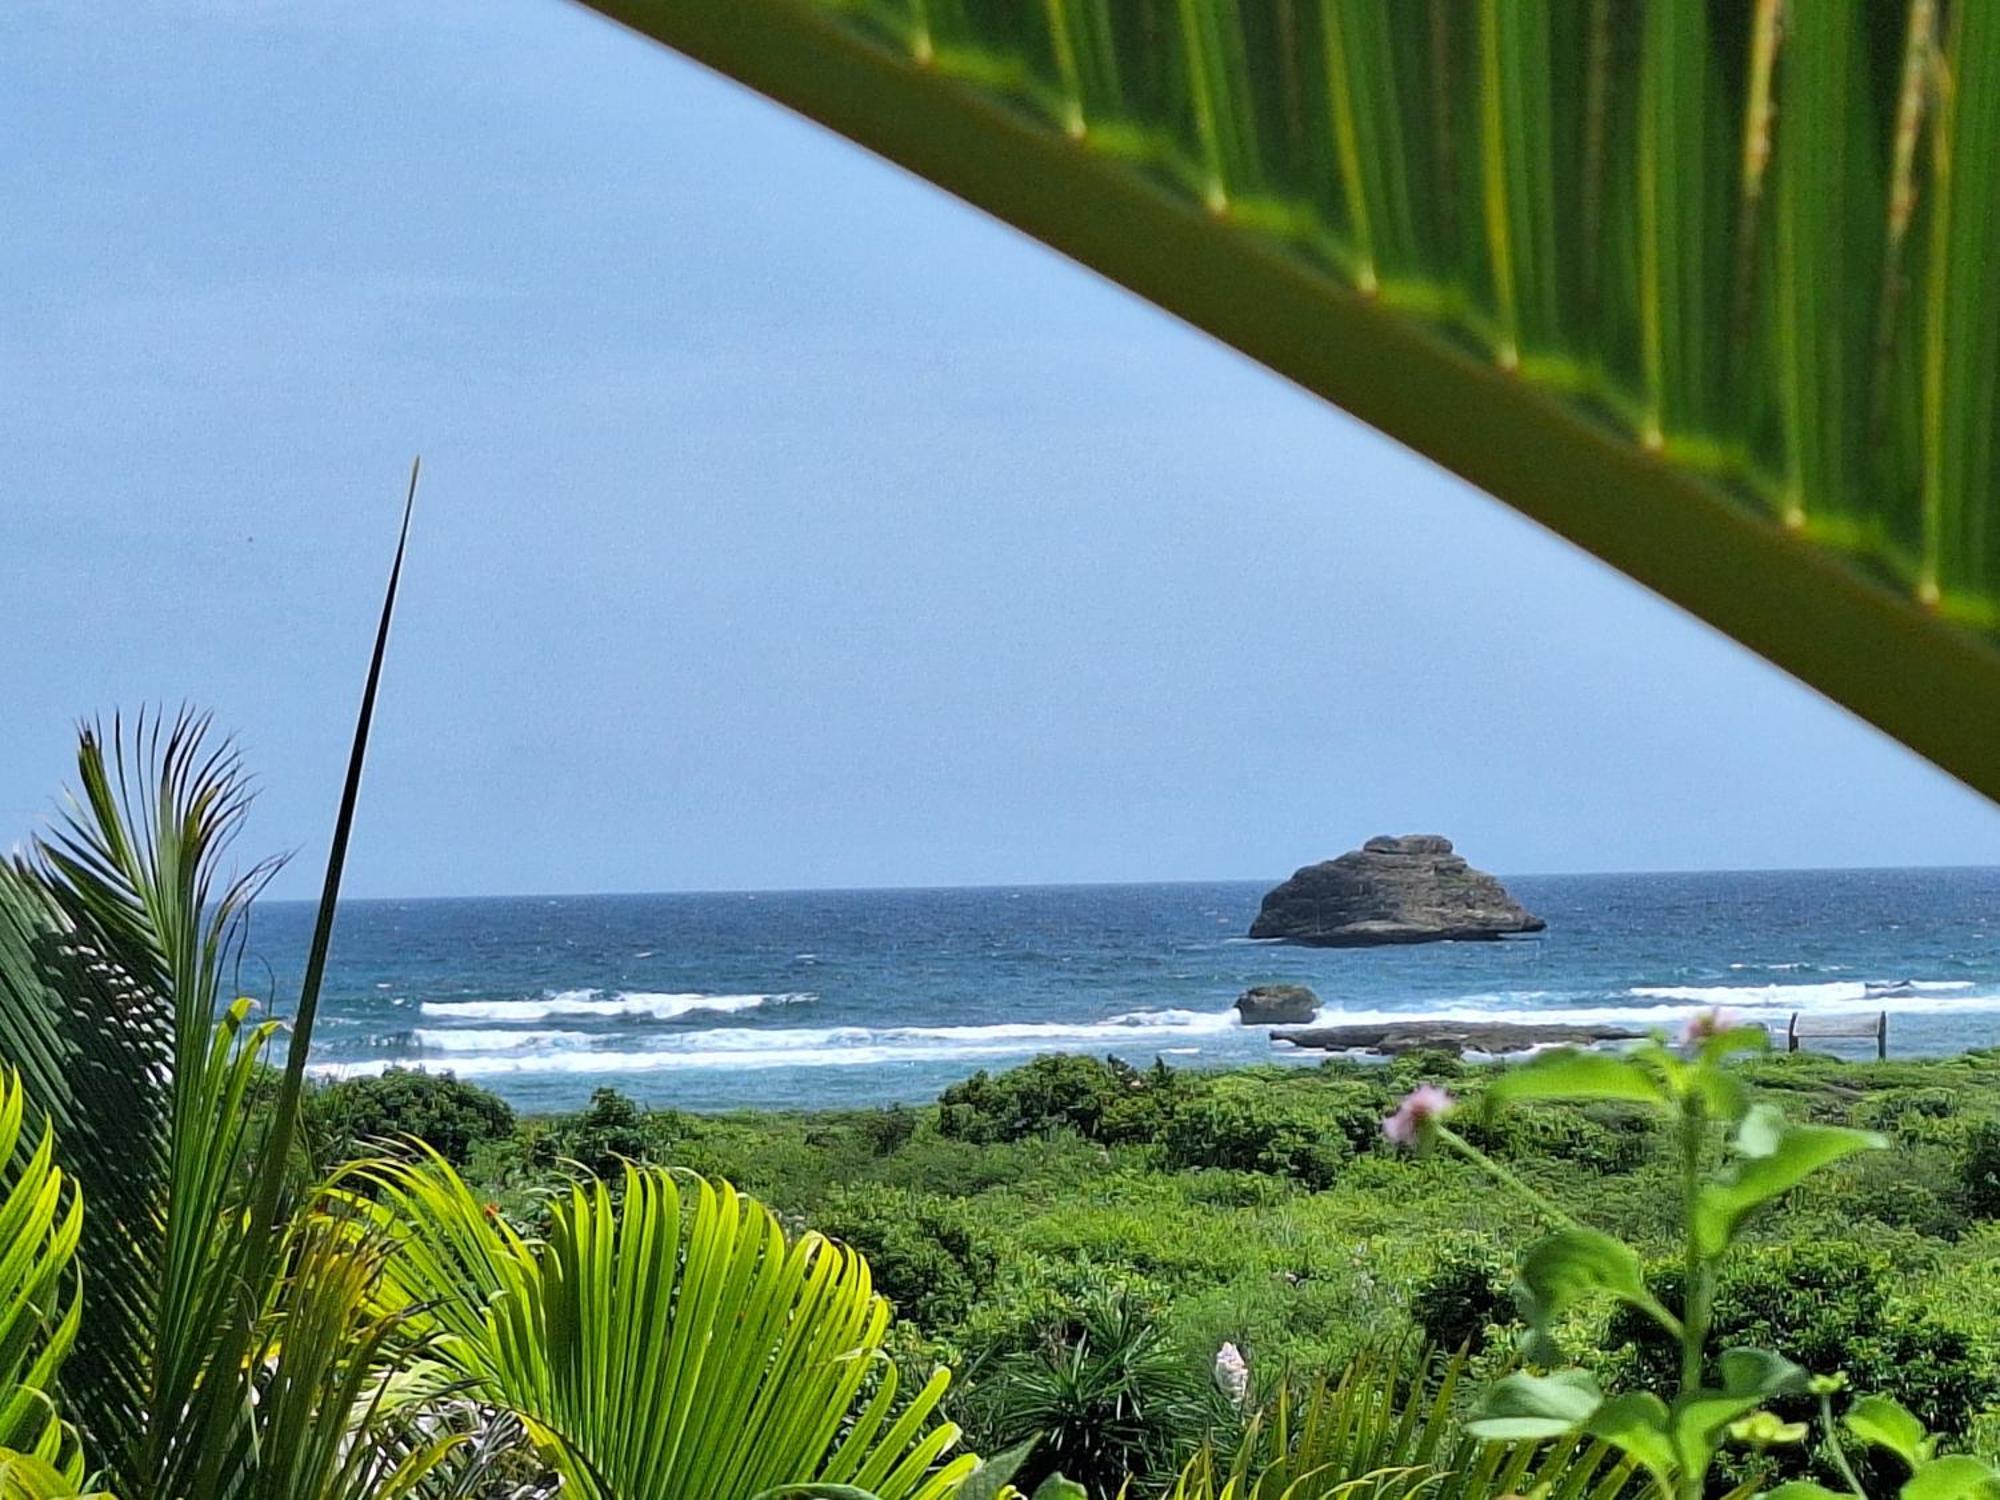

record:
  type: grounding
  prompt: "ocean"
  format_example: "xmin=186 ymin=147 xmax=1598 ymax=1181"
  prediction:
xmin=263 ymin=868 xmax=2000 ymax=1113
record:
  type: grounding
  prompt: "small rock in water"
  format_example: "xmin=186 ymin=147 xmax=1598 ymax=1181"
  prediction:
xmin=1234 ymin=983 xmax=1321 ymax=1025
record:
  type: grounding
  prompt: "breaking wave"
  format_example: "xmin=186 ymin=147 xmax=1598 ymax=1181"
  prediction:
xmin=419 ymin=990 xmax=815 ymax=1022
xmin=315 ymin=1005 xmax=1241 ymax=1081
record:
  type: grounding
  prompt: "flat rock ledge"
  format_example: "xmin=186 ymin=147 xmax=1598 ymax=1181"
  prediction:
xmin=1249 ymin=834 xmax=1545 ymax=947
xmin=1272 ymin=1021 xmax=1643 ymax=1057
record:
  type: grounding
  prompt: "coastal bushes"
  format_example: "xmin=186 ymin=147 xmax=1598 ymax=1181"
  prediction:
xmin=810 ymin=1184 xmax=999 ymax=1328
xmin=938 ymin=1054 xmax=1186 ymax=1145
xmin=344 ymin=1043 xmax=2000 ymax=1496
xmin=1408 ymin=1240 xmax=1514 ymax=1356
xmin=1170 ymin=1344 xmax=1628 ymax=1500
xmin=1961 ymin=1120 xmax=2000 ymax=1220
xmin=311 ymin=1065 xmax=515 ymax=1166
xmin=1157 ymin=1090 xmax=1348 ymax=1188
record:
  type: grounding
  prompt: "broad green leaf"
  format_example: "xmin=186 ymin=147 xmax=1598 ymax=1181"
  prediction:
xmin=1672 ymin=1394 xmax=1762 ymax=1475
xmin=1733 ymin=1104 xmax=1790 ymax=1158
xmin=1467 ymin=1370 xmax=1604 ymax=1441
xmin=1846 ymin=1395 xmax=1931 ymax=1468
xmin=954 ymin=1437 xmax=1038 ymax=1500
xmin=1484 ymin=1052 xmax=1666 ymax=1112
xmin=1763 ymin=1484 xmax=1848 ymax=1500
xmin=752 ymin=1488 xmax=883 ymax=1500
xmin=1030 ymin=1480 xmax=1087 ymax=1500
xmin=1695 ymin=1122 xmax=1888 ymax=1256
xmin=1585 ymin=1392 xmax=1675 ymax=1492
xmin=1902 ymin=1455 xmax=2000 ymax=1500
xmin=1719 ymin=1349 xmax=1808 ymax=1401
xmin=1692 ymin=1067 xmax=1751 ymax=1128
xmin=1517 ymin=1228 xmax=1657 ymax=1332
xmin=1666 ymin=1353 xmax=1805 ymax=1475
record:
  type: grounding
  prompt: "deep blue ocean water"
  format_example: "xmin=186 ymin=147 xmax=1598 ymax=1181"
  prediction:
xmin=251 ymin=868 xmax=2000 ymax=1113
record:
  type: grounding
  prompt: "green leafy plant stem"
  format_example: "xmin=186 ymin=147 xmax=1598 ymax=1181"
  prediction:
xmin=1434 ymin=1126 xmax=1582 ymax=1234
xmin=1433 ymin=1125 xmax=1683 ymax=1343
xmin=1679 ymin=1095 xmax=1711 ymax=1415
xmin=1817 ymin=1386 xmax=1867 ymax=1500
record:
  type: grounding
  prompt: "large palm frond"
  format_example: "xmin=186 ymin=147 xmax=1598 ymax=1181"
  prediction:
xmin=350 ymin=1153 xmax=982 ymax=1500
xmin=582 ymin=0 xmax=2000 ymax=797
xmin=0 ymin=1069 xmax=88 ymax=1492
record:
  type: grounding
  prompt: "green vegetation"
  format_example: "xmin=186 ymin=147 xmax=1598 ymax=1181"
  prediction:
xmin=313 ymin=1067 xmax=516 ymax=1168
xmin=351 ymin=1044 xmax=2000 ymax=1497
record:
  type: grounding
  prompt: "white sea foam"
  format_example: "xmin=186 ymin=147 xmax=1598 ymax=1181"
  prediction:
xmin=1629 ymin=979 xmax=1973 ymax=1009
xmin=314 ymin=1005 xmax=1241 ymax=1080
xmin=418 ymin=990 xmax=815 ymax=1022
xmin=320 ymin=974 xmax=2000 ymax=1085
xmin=410 ymin=1028 xmax=594 ymax=1054
xmin=1267 ymin=980 xmax=2000 ymax=1037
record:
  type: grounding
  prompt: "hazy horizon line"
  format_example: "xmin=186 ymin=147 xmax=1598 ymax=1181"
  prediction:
xmin=256 ymin=860 xmax=2000 ymax=905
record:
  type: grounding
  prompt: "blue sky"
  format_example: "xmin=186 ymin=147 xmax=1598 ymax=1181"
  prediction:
xmin=8 ymin=0 xmax=2000 ymax=898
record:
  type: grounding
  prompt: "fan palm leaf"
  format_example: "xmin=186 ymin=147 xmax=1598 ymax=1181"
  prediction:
xmin=347 ymin=1152 xmax=980 ymax=1500
xmin=581 ymin=0 xmax=2000 ymax=797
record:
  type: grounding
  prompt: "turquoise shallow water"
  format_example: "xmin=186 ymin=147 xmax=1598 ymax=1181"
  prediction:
xmin=256 ymin=868 xmax=2000 ymax=1112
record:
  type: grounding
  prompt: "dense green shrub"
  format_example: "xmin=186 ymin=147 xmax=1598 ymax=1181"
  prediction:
xmin=1382 ymin=1049 xmax=1466 ymax=1088
xmin=812 ymin=1185 xmax=998 ymax=1331
xmin=1960 ymin=1119 xmax=2000 ymax=1219
xmin=1446 ymin=1095 xmax=1654 ymax=1175
xmin=937 ymin=1054 xmax=1182 ymax=1145
xmin=311 ymin=1067 xmax=515 ymax=1167
xmin=1856 ymin=1086 xmax=1961 ymax=1144
xmin=858 ymin=1104 xmax=919 ymax=1156
xmin=1604 ymin=1240 xmax=1998 ymax=1488
xmin=1408 ymin=1242 xmax=1513 ymax=1356
xmin=536 ymin=1087 xmax=677 ymax=1178
xmin=1159 ymin=1093 xmax=1349 ymax=1189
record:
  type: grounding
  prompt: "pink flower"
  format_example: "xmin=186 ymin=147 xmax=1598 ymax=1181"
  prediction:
xmin=1382 ymin=1085 xmax=1454 ymax=1148
xmin=1680 ymin=1008 xmax=1740 ymax=1047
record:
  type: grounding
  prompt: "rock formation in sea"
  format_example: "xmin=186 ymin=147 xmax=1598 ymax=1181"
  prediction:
xmin=1233 ymin=983 xmax=1320 ymax=1025
xmin=1272 ymin=1020 xmax=1638 ymax=1056
xmin=1249 ymin=834 xmax=1545 ymax=947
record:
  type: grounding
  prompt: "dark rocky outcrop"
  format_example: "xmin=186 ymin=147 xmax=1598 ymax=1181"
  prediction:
xmin=1272 ymin=1020 xmax=1643 ymax=1056
xmin=1249 ymin=835 xmax=1545 ymax=947
xmin=1234 ymin=984 xmax=1320 ymax=1025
